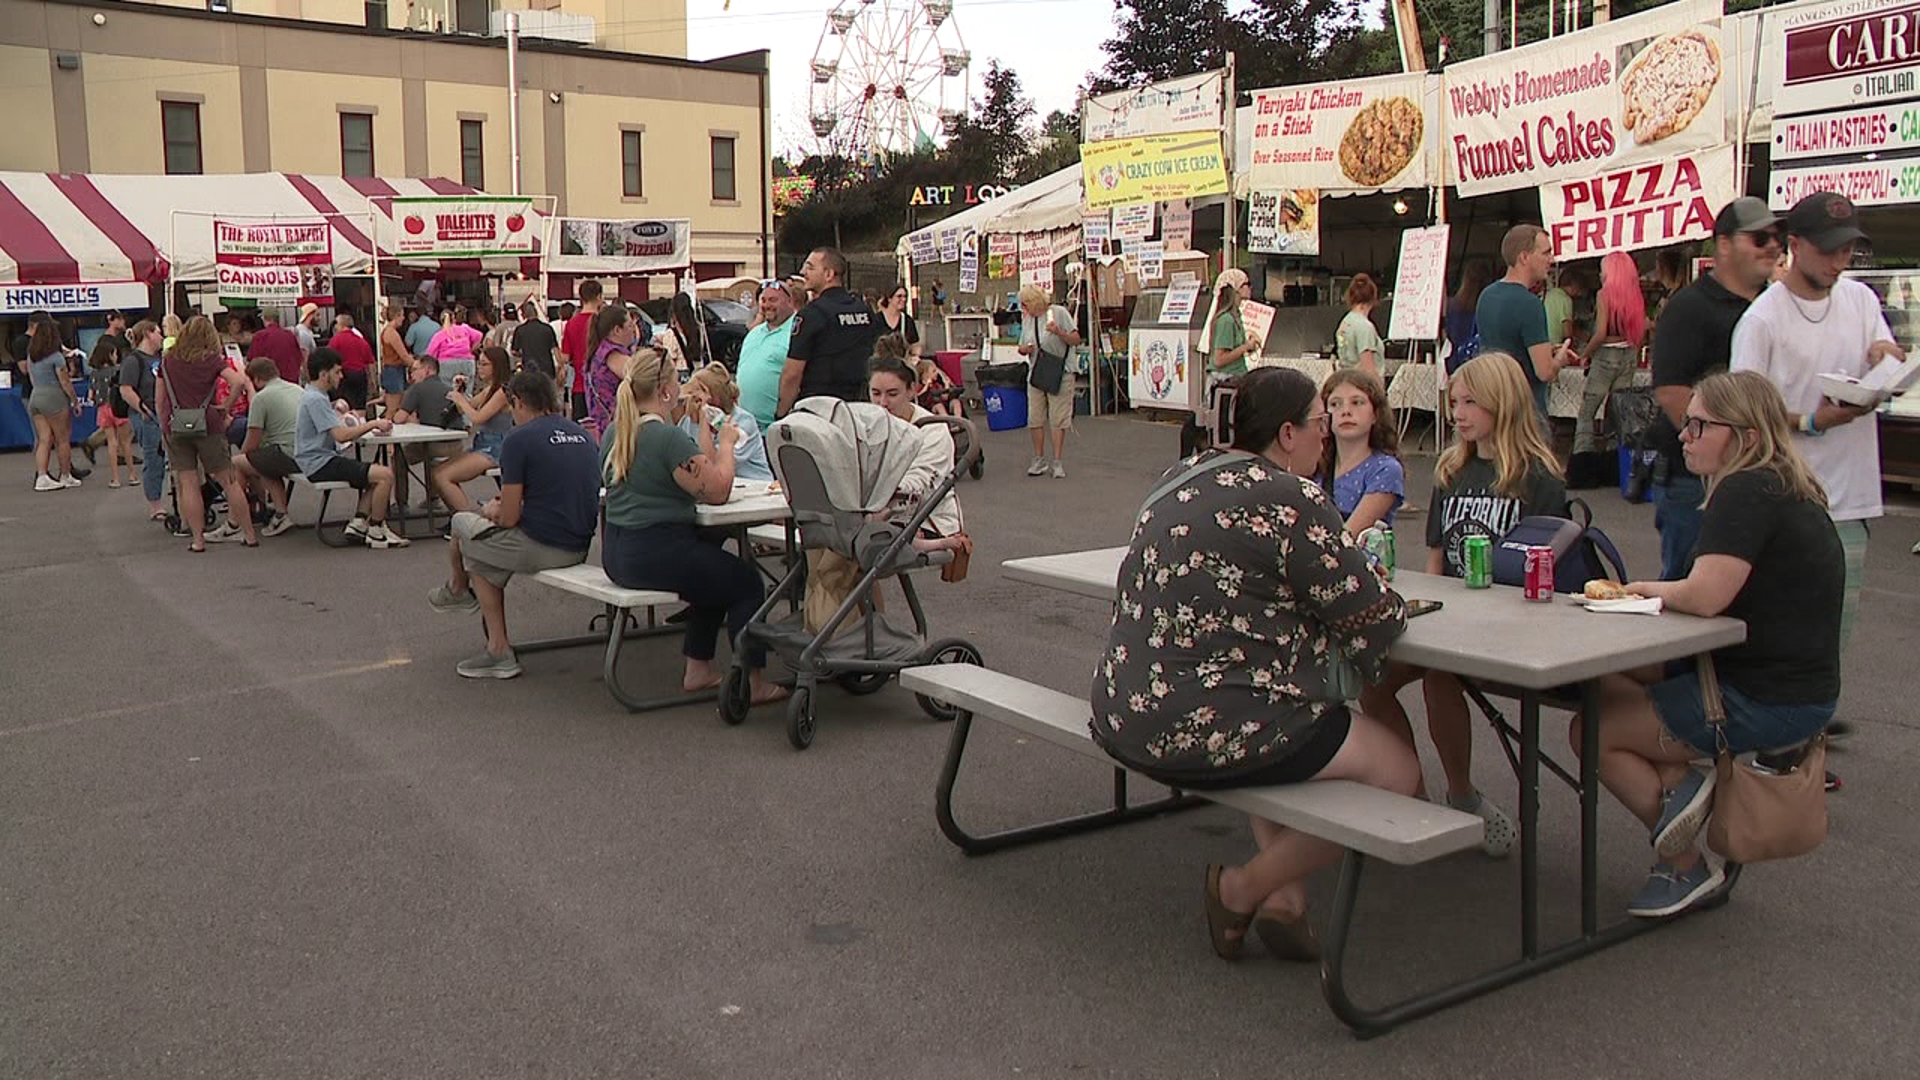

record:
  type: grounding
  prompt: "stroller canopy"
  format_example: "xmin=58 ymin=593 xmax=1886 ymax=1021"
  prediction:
xmin=768 ymin=398 xmax=923 ymax=515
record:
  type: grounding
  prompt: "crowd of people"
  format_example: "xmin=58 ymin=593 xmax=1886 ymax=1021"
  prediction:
xmin=1094 ymin=191 xmax=1898 ymax=951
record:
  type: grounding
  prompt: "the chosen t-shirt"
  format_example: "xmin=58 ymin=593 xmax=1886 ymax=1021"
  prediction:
xmin=1335 ymin=309 xmax=1384 ymax=372
xmin=1730 ymin=277 xmax=1893 ymax=523
xmin=1425 ymin=456 xmax=1567 ymax=577
xmin=247 ymin=324 xmax=305 ymax=385
xmin=788 ymin=286 xmax=880 ymax=403
xmin=1695 ymin=469 xmax=1844 ymax=704
xmin=601 ymin=418 xmax=700 ymax=530
xmin=1476 ymin=281 xmax=1552 ymax=415
xmin=294 ymin=385 xmax=345 ymax=476
xmin=511 ymin=318 xmax=558 ymax=378
xmin=399 ymin=374 xmax=454 ymax=428
xmin=1649 ymin=274 xmax=1751 ymax=475
xmin=1330 ymin=451 xmax=1405 ymax=528
xmin=499 ymin=413 xmax=600 ymax=552
xmin=737 ymin=317 xmax=795 ymax=428
xmin=248 ymin=378 xmax=304 ymax=454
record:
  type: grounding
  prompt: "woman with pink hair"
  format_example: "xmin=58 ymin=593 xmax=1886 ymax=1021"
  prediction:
xmin=1571 ymin=251 xmax=1649 ymax=454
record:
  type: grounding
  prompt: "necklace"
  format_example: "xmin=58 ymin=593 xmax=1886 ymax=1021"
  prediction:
xmin=1785 ymin=286 xmax=1833 ymax=324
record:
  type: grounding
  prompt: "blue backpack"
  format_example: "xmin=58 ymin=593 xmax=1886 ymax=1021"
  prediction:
xmin=1491 ymin=497 xmax=1628 ymax=594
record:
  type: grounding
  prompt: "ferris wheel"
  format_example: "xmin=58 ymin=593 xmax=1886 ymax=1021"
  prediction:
xmin=808 ymin=0 xmax=970 ymax=160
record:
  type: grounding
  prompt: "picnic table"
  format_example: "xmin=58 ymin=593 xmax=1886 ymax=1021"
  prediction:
xmin=357 ymin=422 xmax=469 ymax=536
xmin=998 ymin=547 xmax=1746 ymax=1034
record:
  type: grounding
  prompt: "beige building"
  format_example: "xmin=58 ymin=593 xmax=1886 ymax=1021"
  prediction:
xmin=0 ymin=0 xmax=773 ymax=278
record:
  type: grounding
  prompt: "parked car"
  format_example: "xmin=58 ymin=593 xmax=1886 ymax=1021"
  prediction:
xmin=640 ymin=297 xmax=752 ymax=371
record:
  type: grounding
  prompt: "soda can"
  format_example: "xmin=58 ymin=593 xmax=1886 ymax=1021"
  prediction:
xmin=1463 ymin=535 xmax=1493 ymax=589
xmin=1361 ymin=526 xmax=1396 ymax=580
xmin=1523 ymin=545 xmax=1555 ymax=601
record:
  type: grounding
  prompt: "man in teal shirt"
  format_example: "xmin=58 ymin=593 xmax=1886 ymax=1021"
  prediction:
xmin=737 ymin=282 xmax=798 ymax=428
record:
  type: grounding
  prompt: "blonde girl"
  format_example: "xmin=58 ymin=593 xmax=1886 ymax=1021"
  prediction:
xmin=679 ymin=362 xmax=772 ymax=482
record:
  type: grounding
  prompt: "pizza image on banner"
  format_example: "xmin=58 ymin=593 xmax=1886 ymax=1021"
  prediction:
xmin=1340 ymin=97 xmax=1425 ymax=187
xmin=1619 ymin=27 xmax=1723 ymax=145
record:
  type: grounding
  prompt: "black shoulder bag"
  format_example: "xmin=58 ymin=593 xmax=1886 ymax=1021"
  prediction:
xmin=1027 ymin=312 xmax=1067 ymax=395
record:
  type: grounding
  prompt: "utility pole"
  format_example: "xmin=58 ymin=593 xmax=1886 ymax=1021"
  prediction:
xmin=505 ymin=10 xmax=523 ymax=195
xmin=1484 ymin=0 xmax=1501 ymax=55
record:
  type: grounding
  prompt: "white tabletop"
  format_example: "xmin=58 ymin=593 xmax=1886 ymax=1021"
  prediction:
xmin=1001 ymin=547 xmax=1746 ymax=690
xmin=694 ymin=481 xmax=791 ymax=527
xmin=360 ymin=422 xmax=469 ymax=446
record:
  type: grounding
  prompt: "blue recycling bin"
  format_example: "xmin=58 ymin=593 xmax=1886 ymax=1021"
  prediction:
xmin=983 ymin=384 xmax=1028 ymax=431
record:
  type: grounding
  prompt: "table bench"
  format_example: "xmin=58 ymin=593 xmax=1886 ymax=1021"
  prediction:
xmin=519 ymin=563 xmax=706 ymax=713
xmin=901 ymin=663 xmax=1489 ymax=1038
xmin=303 ymin=478 xmax=357 ymax=547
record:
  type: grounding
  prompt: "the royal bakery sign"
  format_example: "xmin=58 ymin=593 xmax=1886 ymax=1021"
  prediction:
xmin=1442 ymin=0 xmax=1729 ymax=197
xmin=1773 ymin=0 xmax=1920 ymax=117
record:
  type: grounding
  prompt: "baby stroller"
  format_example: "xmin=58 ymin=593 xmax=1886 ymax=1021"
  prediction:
xmin=720 ymin=397 xmax=984 ymax=749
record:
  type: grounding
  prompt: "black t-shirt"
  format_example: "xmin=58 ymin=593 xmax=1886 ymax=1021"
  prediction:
xmin=512 ymin=319 xmax=558 ymax=377
xmin=1425 ymin=456 xmax=1568 ymax=578
xmin=788 ymin=286 xmax=880 ymax=402
xmin=880 ymin=311 xmax=919 ymax=346
xmin=1649 ymin=275 xmax=1751 ymax=473
xmin=1696 ymin=469 xmax=1843 ymax=704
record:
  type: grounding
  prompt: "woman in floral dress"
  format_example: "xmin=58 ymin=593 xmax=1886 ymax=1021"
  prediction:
xmin=1090 ymin=366 xmax=1415 ymax=962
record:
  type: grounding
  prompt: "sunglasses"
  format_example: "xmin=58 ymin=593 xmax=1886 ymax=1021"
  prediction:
xmin=1743 ymin=228 xmax=1782 ymax=247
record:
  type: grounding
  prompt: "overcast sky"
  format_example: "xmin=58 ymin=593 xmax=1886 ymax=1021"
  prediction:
xmin=688 ymin=0 xmax=1112 ymax=157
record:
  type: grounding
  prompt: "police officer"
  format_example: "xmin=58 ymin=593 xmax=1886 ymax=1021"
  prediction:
xmin=778 ymin=247 xmax=879 ymax=416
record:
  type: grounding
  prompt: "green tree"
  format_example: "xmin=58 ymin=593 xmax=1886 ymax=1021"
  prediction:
xmin=944 ymin=60 xmax=1036 ymax=180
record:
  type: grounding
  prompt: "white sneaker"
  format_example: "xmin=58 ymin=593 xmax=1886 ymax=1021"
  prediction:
xmin=58 ymin=474 xmax=82 ymax=489
xmin=34 ymin=474 xmax=59 ymax=492
xmin=343 ymin=516 xmax=370 ymax=542
xmin=204 ymin=520 xmax=244 ymax=543
xmin=261 ymin=513 xmax=293 ymax=538
xmin=1026 ymin=456 xmax=1049 ymax=477
xmin=1051 ymin=461 xmax=1067 ymax=479
xmin=367 ymin=524 xmax=410 ymax=549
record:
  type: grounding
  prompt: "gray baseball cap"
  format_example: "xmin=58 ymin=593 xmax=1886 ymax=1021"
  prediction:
xmin=1712 ymin=196 xmax=1778 ymax=237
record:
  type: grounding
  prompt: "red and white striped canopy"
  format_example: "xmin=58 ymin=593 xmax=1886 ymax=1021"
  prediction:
xmin=0 ymin=172 xmax=544 ymax=286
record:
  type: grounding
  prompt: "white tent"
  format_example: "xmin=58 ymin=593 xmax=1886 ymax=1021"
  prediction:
xmin=894 ymin=165 xmax=1083 ymax=256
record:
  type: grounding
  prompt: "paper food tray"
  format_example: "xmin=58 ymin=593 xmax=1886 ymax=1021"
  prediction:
xmin=1819 ymin=356 xmax=1920 ymax=407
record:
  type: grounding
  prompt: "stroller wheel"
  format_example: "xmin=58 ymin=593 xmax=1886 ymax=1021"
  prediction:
xmin=718 ymin=665 xmax=751 ymax=726
xmin=835 ymin=672 xmax=891 ymax=696
xmin=969 ymin=456 xmax=984 ymax=480
xmin=785 ymin=685 xmax=816 ymax=750
xmin=914 ymin=639 xmax=984 ymax=722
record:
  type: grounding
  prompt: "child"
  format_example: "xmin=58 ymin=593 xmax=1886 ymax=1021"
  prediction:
xmin=88 ymin=339 xmax=133 ymax=488
xmin=1320 ymin=369 xmax=1403 ymax=536
xmin=678 ymin=362 xmax=773 ymax=482
xmin=915 ymin=358 xmax=961 ymax=417
xmin=1362 ymin=353 xmax=1567 ymax=858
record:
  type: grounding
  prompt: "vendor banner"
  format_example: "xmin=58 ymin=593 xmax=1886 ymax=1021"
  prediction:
xmin=1248 ymin=72 xmax=1438 ymax=191
xmin=1018 ymin=234 xmax=1055 ymax=289
xmin=1081 ymin=134 xmax=1230 ymax=211
xmin=1161 ymin=199 xmax=1193 ymax=251
xmin=552 ymin=217 xmax=690 ymax=273
xmin=908 ymin=230 xmax=939 ymax=266
xmin=391 ymin=197 xmax=538 ymax=259
xmin=1082 ymin=69 xmax=1227 ymax=144
xmin=959 ymin=232 xmax=980 ymax=293
xmin=1769 ymin=157 xmax=1920 ymax=208
xmin=1772 ymin=102 xmax=1920 ymax=162
xmin=1246 ymin=189 xmax=1322 ymax=256
xmin=1111 ymin=202 xmax=1155 ymax=240
xmin=214 ymin=220 xmax=333 ymax=304
xmin=939 ymin=228 xmax=963 ymax=263
xmin=1128 ymin=327 xmax=1194 ymax=409
xmin=1442 ymin=0 xmax=1730 ymax=197
xmin=1083 ymin=211 xmax=1110 ymax=258
xmin=1545 ymin=146 xmax=1737 ymax=258
xmin=1386 ymin=225 xmax=1452 ymax=341
xmin=1772 ymin=0 xmax=1920 ymax=118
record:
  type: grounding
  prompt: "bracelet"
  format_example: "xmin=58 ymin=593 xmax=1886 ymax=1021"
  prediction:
xmin=1801 ymin=411 xmax=1822 ymax=436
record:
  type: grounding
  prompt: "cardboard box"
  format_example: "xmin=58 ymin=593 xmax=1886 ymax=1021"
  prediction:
xmin=1819 ymin=356 xmax=1920 ymax=407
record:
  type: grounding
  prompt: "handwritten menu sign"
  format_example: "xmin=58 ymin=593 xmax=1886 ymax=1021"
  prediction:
xmin=1386 ymin=224 xmax=1451 ymax=341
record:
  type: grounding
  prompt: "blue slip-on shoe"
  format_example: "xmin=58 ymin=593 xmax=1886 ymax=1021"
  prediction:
xmin=1628 ymin=858 xmax=1725 ymax=919
xmin=1652 ymin=767 xmax=1716 ymax=859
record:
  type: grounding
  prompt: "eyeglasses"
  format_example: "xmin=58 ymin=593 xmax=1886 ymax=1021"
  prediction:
xmin=1681 ymin=416 xmax=1738 ymax=439
xmin=1298 ymin=411 xmax=1331 ymax=431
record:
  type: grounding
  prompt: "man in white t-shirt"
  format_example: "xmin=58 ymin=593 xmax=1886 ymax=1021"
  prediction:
xmin=1730 ymin=191 xmax=1904 ymax=656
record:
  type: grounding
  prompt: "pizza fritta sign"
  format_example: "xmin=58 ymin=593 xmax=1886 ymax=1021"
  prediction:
xmin=1442 ymin=0 xmax=1729 ymax=197
xmin=389 ymin=197 xmax=538 ymax=259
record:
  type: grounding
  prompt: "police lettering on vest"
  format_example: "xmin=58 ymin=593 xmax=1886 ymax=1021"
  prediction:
xmin=788 ymin=286 xmax=881 ymax=403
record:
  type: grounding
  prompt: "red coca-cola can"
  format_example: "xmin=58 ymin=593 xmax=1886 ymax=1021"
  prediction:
xmin=1523 ymin=546 xmax=1555 ymax=602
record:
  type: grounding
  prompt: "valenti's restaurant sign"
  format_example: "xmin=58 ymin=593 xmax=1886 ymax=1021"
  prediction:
xmin=1442 ymin=0 xmax=1729 ymax=197
xmin=389 ymin=197 xmax=538 ymax=259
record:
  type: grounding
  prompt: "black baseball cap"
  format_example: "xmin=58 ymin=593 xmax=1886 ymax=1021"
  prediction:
xmin=1784 ymin=191 xmax=1868 ymax=252
xmin=1712 ymin=196 xmax=1777 ymax=237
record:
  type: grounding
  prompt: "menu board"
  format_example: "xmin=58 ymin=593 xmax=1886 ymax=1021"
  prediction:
xmin=1386 ymin=225 xmax=1451 ymax=342
xmin=1249 ymin=71 xmax=1437 ymax=192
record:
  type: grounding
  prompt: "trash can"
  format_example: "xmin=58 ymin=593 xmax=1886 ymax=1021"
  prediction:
xmin=976 ymin=361 xmax=1030 ymax=431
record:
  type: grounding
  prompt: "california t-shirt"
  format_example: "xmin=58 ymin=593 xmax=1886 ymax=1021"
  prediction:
xmin=1424 ymin=457 xmax=1567 ymax=577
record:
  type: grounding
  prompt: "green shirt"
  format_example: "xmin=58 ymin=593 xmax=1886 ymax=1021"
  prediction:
xmin=601 ymin=418 xmax=700 ymax=530
xmin=1543 ymin=287 xmax=1573 ymax=343
xmin=1335 ymin=310 xmax=1383 ymax=372
xmin=248 ymin=378 xmax=304 ymax=454
xmin=1211 ymin=309 xmax=1248 ymax=379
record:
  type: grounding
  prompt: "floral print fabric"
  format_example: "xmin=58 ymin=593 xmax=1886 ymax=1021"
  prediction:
xmin=1090 ymin=450 xmax=1406 ymax=782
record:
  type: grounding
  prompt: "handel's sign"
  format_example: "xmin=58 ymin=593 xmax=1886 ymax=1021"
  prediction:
xmin=1442 ymin=0 xmax=1729 ymax=197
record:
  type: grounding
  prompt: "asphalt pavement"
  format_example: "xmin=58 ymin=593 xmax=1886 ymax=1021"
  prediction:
xmin=4 ymin=415 xmax=1917 ymax=1079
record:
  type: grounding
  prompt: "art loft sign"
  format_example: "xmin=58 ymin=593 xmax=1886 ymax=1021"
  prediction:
xmin=907 ymin=183 xmax=1018 ymax=206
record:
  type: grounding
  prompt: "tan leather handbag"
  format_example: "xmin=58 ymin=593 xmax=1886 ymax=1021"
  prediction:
xmin=1701 ymin=654 xmax=1829 ymax=863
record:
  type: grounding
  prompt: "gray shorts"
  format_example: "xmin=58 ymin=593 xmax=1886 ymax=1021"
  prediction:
xmin=28 ymin=384 xmax=70 ymax=418
xmin=452 ymin=510 xmax=586 ymax=588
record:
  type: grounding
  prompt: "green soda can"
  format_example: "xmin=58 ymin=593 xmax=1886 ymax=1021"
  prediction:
xmin=1362 ymin=526 xmax=1396 ymax=580
xmin=1463 ymin=535 xmax=1493 ymax=588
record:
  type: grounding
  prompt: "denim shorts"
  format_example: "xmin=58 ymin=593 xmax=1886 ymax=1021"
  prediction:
xmin=471 ymin=429 xmax=506 ymax=463
xmin=1648 ymin=670 xmax=1834 ymax=757
xmin=380 ymin=366 xmax=409 ymax=395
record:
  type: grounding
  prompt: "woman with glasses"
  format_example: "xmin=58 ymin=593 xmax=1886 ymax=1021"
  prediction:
xmin=1090 ymin=366 xmax=1414 ymax=964
xmin=1580 ymin=370 xmax=1842 ymax=919
xmin=874 ymin=283 xmax=920 ymax=359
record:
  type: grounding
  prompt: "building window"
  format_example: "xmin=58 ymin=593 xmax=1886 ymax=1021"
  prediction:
xmin=710 ymin=135 xmax=736 ymax=201
xmin=622 ymin=130 xmax=644 ymax=198
xmin=460 ymin=119 xmax=484 ymax=189
xmin=454 ymin=0 xmax=489 ymax=34
xmin=161 ymin=101 xmax=202 ymax=175
xmin=364 ymin=0 xmax=387 ymax=28
xmin=340 ymin=113 xmax=375 ymax=177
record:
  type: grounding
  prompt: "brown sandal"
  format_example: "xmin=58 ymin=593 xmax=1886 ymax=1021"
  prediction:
xmin=1252 ymin=909 xmax=1321 ymax=962
xmin=1203 ymin=864 xmax=1254 ymax=960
